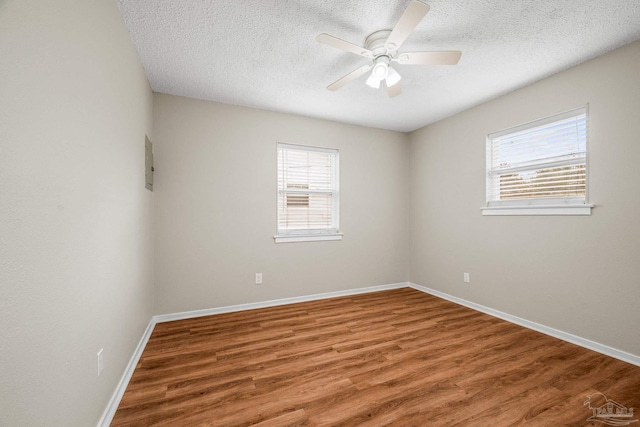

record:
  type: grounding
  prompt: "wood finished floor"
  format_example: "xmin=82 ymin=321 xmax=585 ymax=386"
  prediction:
xmin=111 ymin=288 xmax=640 ymax=426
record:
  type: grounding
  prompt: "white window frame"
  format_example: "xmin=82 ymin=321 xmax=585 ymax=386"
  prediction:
xmin=274 ymin=143 xmax=342 ymax=243
xmin=482 ymin=106 xmax=594 ymax=216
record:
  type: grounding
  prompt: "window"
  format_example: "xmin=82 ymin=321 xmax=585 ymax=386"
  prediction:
xmin=275 ymin=143 xmax=341 ymax=243
xmin=483 ymin=106 xmax=593 ymax=216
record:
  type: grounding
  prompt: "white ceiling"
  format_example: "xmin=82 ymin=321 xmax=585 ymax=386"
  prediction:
xmin=116 ymin=0 xmax=640 ymax=133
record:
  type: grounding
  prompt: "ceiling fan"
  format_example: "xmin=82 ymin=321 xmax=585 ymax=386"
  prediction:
xmin=316 ymin=1 xmax=461 ymax=97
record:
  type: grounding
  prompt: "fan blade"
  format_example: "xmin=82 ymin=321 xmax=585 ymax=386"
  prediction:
xmin=395 ymin=51 xmax=462 ymax=65
xmin=327 ymin=65 xmax=372 ymax=91
xmin=316 ymin=33 xmax=373 ymax=58
xmin=385 ymin=1 xmax=430 ymax=51
xmin=385 ymin=82 xmax=402 ymax=98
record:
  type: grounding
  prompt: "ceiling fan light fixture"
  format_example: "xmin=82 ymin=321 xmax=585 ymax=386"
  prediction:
xmin=372 ymin=62 xmax=388 ymax=79
xmin=366 ymin=55 xmax=391 ymax=89
xmin=371 ymin=56 xmax=390 ymax=79
xmin=385 ymin=67 xmax=402 ymax=87
xmin=365 ymin=72 xmax=382 ymax=89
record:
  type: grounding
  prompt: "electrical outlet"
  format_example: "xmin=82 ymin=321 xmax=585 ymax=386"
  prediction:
xmin=255 ymin=273 xmax=263 ymax=285
xmin=97 ymin=349 xmax=104 ymax=377
xmin=463 ymin=273 xmax=470 ymax=283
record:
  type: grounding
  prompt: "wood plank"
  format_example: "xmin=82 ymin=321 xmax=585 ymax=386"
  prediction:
xmin=111 ymin=288 xmax=640 ymax=426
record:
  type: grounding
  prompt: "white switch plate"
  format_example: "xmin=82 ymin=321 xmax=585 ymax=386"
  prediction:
xmin=255 ymin=273 xmax=263 ymax=284
xmin=97 ymin=348 xmax=104 ymax=377
xmin=463 ymin=273 xmax=470 ymax=283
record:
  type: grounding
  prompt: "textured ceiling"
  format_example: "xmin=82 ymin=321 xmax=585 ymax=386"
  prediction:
xmin=116 ymin=0 xmax=640 ymax=133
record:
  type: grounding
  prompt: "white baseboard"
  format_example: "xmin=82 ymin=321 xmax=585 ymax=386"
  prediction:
xmin=408 ymin=282 xmax=640 ymax=367
xmin=97 ymin=319 xmax=156 ymax=427
xmin=153 ymin=282 xmax=408 ymax=323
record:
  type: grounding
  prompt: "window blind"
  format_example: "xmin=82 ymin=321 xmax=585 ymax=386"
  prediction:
xmin=277 ymin=144 xmax=339 ymax=234
xmin=487 ymin=107 xmax=587 ymax=206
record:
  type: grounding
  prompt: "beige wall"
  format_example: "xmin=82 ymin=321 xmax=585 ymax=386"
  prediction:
xmin=0 ymin=0 xmax=154 ymax=425
xmin=408 ymin=40 xmax=640 ymax=356
xmin=152 ymin=94 xmax=409 ymax=314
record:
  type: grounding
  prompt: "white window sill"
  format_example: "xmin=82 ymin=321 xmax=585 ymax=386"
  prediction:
xmin=481 ymin=204 xmax=594 ymax=216
xmin=274 ymin=233 xmax=343 ymax=243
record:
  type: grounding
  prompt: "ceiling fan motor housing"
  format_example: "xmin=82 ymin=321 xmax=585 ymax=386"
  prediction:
xmin=365 ymin=30 xmax=401 ymax=88
xmin=365 ymin=30 xmax=394 ymax=57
